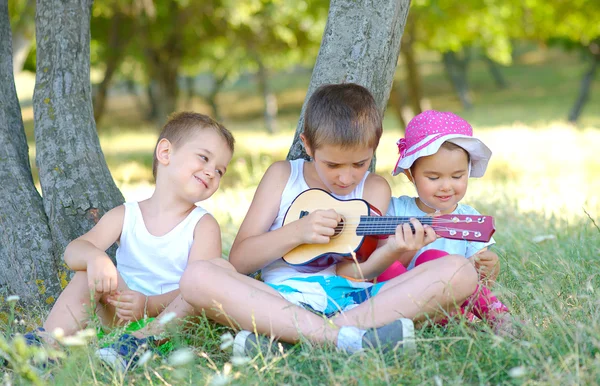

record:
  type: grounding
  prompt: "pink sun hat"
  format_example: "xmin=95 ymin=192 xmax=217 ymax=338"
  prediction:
xmin=392 ymin=110 xmax=492 ymax=178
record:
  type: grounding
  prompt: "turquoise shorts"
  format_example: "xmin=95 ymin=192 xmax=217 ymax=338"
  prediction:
xmin=267 ymin=276 xmax=385 ymax=318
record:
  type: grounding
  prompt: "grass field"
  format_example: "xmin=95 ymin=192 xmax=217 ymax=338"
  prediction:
xmin=3 ymin=48 xmax=600 ymax=384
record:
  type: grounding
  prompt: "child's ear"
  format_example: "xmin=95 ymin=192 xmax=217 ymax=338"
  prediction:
xmin=300 ymin=134 xmax=314 ymax=158
xmin=156 ymin=138 xmax=172 ymax=166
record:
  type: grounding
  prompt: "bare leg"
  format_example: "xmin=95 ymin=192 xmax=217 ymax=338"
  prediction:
xmin=333 ymin=255 xmax=478 ymax=328
xmin=180 ymin=259 xmax=340 ymax=345
xmin=129 ymin=294 xmax=196 ymax=340
xmin=42 ymin=271 xmax=127 ymax=344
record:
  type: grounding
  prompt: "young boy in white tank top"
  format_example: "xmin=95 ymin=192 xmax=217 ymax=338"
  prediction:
xmin=27 ymin=112 xmax=234 ymax=372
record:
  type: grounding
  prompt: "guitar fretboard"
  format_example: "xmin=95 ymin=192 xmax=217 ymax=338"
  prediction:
xmin=356 ymin=216 xmax=434 ymax=236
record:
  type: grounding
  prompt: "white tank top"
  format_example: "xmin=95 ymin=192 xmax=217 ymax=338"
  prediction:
xmin=116 ymin=202 xmax=208 ymax=295
xmin=261 ymin=159 xmax=369 ymax=284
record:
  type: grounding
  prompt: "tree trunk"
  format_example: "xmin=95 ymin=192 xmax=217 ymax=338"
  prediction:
xmin=286 ymin=0 xmax=410 ymax=169
xmin=207 ymin=71 xmax=229 ymax=122
xmin=483 ymin=55 xmax=508 ymax=89
xmin=0 ymin=0 xmax=61 ymax=308
xmin=442 ymin=50 xmax=473 ymax=110
xmin=93 ymin=11 xmax=126 ymax=126
xmin=388 ymin=79 xmax=407 ymax=131
xmin=255 ymin=57 xmax=278 ymax=134
xmin=9 ymin=0 xmax=35 ymax=74
xmin=400 ymin=15 xmax=423 ymax=115
xmin=568 ymin=49 xmax=599 ymax=124
xmin=33 ymin=0 xmax=124 ymax=260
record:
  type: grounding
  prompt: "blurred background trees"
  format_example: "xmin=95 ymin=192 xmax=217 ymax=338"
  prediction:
xmin=11 ymin=0 xmax=597 ymax=129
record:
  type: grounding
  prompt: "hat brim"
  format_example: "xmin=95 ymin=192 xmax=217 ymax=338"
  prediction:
xmin=392 ymin=134 xmax=492 ymax=178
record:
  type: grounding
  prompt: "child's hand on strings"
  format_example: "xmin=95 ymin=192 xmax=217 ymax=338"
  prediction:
xmin=388 ymin=218 xmax=436 ymax=253
xmin=87 ymin=254 xmax=118 ymax=296
xmin=296 ymin=209 xmax=342 ymax=244
xmin=107 ymin=289 xmax=148 ymax=323
xmin=474 ymin=249 xmax=500 ymax=285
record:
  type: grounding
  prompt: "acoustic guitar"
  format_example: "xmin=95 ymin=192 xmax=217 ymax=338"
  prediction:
xmin=282 ymin=188 xmax=495 ymax=273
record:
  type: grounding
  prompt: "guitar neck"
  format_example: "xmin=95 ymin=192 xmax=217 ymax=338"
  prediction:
xmin=356 ymin=216 xmax=433 ymax=236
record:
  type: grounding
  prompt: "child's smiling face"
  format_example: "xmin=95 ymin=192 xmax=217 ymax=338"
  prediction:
xmin=166 ymin=129 xmax=232 ymax=203
xmin=409 ymin=146 xmax=469 ymax=214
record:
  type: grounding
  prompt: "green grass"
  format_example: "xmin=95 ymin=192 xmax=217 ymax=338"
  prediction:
xmin=4 ymin=47 xmax=600 ymax=384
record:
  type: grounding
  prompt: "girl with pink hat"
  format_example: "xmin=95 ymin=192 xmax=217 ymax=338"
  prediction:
xmin=380 ymin=110 xmax=515 ymax=335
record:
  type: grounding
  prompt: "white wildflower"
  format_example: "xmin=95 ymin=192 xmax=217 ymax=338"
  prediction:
xmin=6 ymin=295 xmax=20 ymax=303
xmin=508 ymin=366 xmax=527 ymax=378
xmin=51 ymin=328 xmax=65 ymax=340
xmin=210 ymin=374 xmax=231 ymax=386
xmin=231 ymin=356 xmax=250 ymax=366
xmin=531 ymin=235 xmax=556 ymax=243
xmin=220 ymin=332 xmax=234 ymax=350
xmin=168 ymin=348 xmax=195 ymax=366
xmin=137 ymin=350 xmax=153 ymax=367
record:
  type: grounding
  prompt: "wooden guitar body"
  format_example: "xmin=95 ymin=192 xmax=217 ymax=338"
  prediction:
xmin=282 ymin=189 xmax=380 ymax=273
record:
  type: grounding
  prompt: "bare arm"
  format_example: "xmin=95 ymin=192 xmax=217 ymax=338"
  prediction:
xmin=63 ymin=205 xmax=124 ymax=295
xmin=230 ymin=162 xmax=341 ymax=274
xmin=64 ymin=205 xmax=124 ymax=271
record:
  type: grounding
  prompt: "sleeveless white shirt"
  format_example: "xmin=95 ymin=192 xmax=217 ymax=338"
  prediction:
xmin=261 ymin=159 xmax=369 ymax=284
xmin=116 ymin=202 xmax=208 ymax=295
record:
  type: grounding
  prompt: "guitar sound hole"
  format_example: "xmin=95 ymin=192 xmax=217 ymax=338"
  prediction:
xmin=332 ymin=216 xmax=345 ymax=238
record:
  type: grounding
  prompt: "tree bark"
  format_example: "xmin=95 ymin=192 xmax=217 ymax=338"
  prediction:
xmin=568 ymin=47 xmax=599 ymax=124
xmin=33 ymin=0 xmax=124 ymax=260
xmin=286 ymin=0 xmax=410 ymax=168
xmin=0 ymin=0 xmax=61 ymax=307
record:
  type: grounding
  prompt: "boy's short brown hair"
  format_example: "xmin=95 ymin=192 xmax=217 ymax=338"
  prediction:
xmin=152 ymin=112 xmax=235 ymax=179
xmin=302 ymin=83 xmax=382 ymax=151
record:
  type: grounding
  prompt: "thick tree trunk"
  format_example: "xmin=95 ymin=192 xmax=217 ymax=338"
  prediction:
xmin=287 ymin=0 xmax=410 ymax=168
xmin=568 ymin=50 xmax=599 ymax=124
xmin=33 ymin=0 xmax=124 ymax=259
xmin=0 ymin=0 xmax=61 ymax=307
xmin=442 ymin=50 xmax=473 ymax=110
xmin=255 ymin=57 xmax=278 ymax=134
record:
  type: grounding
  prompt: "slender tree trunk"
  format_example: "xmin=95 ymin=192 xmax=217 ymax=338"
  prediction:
xmin=568 ymin=49 xmax=599 ymax=124
xmin=442 ymin=50 xmax=473 ymax=110
xmin=255 ymin=57 xmax=278 ymax=134
xmin=9 ymin=0 xmax=35 ymax=74
xmin=207 ymin=71 xmax=229 ymax=122
xmin=388 ymin=79 xmax=407 ymax=131
xmin=0 ymin=0 xmax=61 ymax=307
xmin=93 ymin=11 xmax=126 ymax=126
xmin=185 ymin=75 xmax=195 ymax=109
xmin=287 ymin=0 xmax=410 ymax=169
xmin=483 ymin=55 xmax=508 ymax=89
xmin=33 ymin=0 xmax=124 ymax=260
xmin=400 ymin=14 xmax=422 ymax=115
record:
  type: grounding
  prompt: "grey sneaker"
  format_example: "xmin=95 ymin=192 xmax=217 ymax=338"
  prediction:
xmin=232 ymin=330 xmax=290 ymax=358
xmin=362 ymin=318 xmax=416 ymax=353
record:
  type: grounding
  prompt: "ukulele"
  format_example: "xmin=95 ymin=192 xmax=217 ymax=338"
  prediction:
xmin=282 ymin=188 xmax=495 ymax=273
